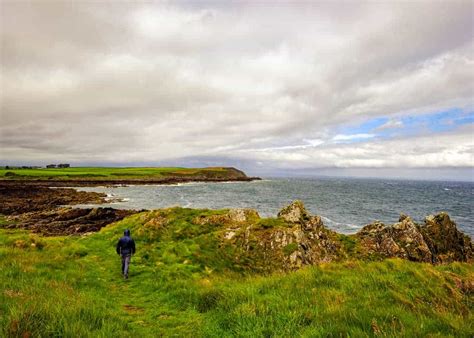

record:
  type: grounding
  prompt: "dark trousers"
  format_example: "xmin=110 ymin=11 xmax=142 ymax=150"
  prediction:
xmin=121 ymin=254 xmax=131 ymax=277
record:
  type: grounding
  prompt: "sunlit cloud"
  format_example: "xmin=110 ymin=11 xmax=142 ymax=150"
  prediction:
xmin=332 ymin=134 xmax=376 ymax=142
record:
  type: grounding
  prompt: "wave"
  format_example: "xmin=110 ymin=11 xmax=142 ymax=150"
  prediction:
xmin=321 ymin=216 xmax=360 ymax=231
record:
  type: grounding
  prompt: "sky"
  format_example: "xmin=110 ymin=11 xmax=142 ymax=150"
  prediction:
xmin=1 ymin=1 xmax=473 ymax=180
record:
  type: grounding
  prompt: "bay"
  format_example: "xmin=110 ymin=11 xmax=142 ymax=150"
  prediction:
xmin=74 ymin=177 xmax=473 ymax=237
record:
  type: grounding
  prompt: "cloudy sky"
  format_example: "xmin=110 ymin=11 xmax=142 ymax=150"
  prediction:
xmin=1 ymin=1 xmax=473 ymax=180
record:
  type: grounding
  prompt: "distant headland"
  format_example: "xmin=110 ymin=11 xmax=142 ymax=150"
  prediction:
xmin=0 ymin=166 xmax=261 ymax=186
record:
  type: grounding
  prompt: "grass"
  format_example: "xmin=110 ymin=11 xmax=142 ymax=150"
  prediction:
xmin=1 ymin=209 xmax=473 ymax=337
xmin=256 ymin=217 xmax=289 ymax=229
xmin=0 ymin=167 xmax=235 ymax=181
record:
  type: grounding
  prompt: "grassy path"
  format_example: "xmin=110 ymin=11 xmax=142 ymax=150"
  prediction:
xmin=1 ymin=213 xmax=208 ymax=336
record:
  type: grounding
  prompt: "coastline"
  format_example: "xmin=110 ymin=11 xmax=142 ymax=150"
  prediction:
xmin=1 ymin=179 xmax=472 ymax=336
xmin=1 ymin=179 xmax=472 ymax=266
xmin=0 ymin=176 xmax=261 ymax=187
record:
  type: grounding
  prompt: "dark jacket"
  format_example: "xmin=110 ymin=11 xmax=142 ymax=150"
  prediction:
xmin=116 ymin=229 xmax=136 ymax=256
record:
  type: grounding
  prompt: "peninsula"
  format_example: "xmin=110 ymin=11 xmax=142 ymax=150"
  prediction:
xmin=0 ymin=166 xmax=260 ymax=186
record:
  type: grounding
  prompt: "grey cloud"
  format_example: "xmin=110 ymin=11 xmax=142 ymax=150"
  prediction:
xmin=1 ymin=1 xmax=473 ymax=178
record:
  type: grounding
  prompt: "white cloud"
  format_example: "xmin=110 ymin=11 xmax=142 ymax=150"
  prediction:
xmin=375 ymin=119 xmax=403 ymax=131
xmin=333 ymin=134 xmax=375 ymax=141
xmin=233 ymin=127 xmax=474 ymax=170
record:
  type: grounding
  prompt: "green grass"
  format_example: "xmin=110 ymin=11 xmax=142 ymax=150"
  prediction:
xmin=0 ymin=167 xmax=234 ymax=181
xmin=1 ymin=208 xmax=473 ymax=336
xmin=256 ymin=217 xmax=289 ymax=229
xmin=0 ymin=215 xmax=11 ymax=226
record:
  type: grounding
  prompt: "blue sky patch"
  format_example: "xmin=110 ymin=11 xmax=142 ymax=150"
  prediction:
xmin=333 ymin=108 xmax=473 ymax=143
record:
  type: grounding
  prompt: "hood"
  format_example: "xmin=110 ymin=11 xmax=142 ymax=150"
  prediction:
xmin=124 ymin=229 xmax=131 ymax=237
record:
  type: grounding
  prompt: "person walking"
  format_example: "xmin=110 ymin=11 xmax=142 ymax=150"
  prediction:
xmin=116 ymin=229 xmax=136 ymax=279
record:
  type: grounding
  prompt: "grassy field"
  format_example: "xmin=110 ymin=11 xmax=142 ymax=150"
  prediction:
xmin=0 ymin=167 xmax=236 ymax=181
xmin=1 ymin=210 xmax=473 ymax=337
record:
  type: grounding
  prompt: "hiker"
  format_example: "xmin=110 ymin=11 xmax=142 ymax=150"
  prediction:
xmin=116 ymin=229 xmax=136 ymax=279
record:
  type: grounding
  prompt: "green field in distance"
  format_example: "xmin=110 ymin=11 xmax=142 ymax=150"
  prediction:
xmin=0 ymin=167 xmax=235 ymax=180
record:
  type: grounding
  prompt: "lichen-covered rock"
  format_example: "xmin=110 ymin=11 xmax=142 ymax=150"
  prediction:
xmin=392 ymin=216 xmax=433 ymax=262
xmin=277 ymin=200 xmax=311 ymax=223
xmin=358 ymin=216 xmax=432 ymax=262
xmin=399 ymin=213 xmax=409 ymax=222
xmin=420 ymin=212 xmax=472 ymax=263
xmin=302 ymin=215 xmax=325 ymax=232
xmin=357 ymin=212 xmax=472 ymax=263
xmin=228 ymin=209 xmax=260 ymax=223
xmin=223 ymin=202 xmax=344 ymax=271
xmin=228 ymin=208 xmax=473 ymax=270
xmin=193 ymin=209 xmax=260 ymax=226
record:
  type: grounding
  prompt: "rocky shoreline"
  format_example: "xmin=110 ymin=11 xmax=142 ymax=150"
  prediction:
xmin=0 ymin=175 xmax=258 ymax=235
xmin=0 ymin=176 xmax=261 ymax=187
xmin=0 ymin=182 xmax=108 ymax=214
xmin=0 ymin=171 xmax=260 ymax=234
xmin=0 ymin=181 xmax=140 ymax=235
xmin=274 ymin=201 xmax=472 ymax=266
xmin=187 ymin=200 xmax=472 ymax=271
xmin=0 ymin=182 xmax=472 ymax=268
xmin=5 ymin=207 xmax=139 ymax=236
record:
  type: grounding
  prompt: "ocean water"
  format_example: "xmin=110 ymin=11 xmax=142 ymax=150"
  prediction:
xmin=74 ymin=178 xmax=474 ymax=237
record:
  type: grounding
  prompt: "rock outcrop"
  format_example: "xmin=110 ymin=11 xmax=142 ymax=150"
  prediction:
xmin=5 ymin=207 xmax=139 ymax=236
xmin=216 ymin=201 xmax=345 ymax=271
xmin=277 ymin=200 xmax=310 ymax=223
xmin=215 ymin=201 xmax=472 ymax=271
xmin=357 ymin=215 xmax=433 ymax=262
xmin=421 ymin=213 xmax=472 ymax=263
xmin=357 ymin=212 xmax=472 ymax=263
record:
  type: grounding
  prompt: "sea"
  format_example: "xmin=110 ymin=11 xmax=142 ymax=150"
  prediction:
xmin=73 ymin=177 xmax=474 ymax=237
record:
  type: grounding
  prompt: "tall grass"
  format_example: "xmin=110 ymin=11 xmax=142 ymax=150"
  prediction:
xmin=1 ymin=209 xmax=472 ymax=336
